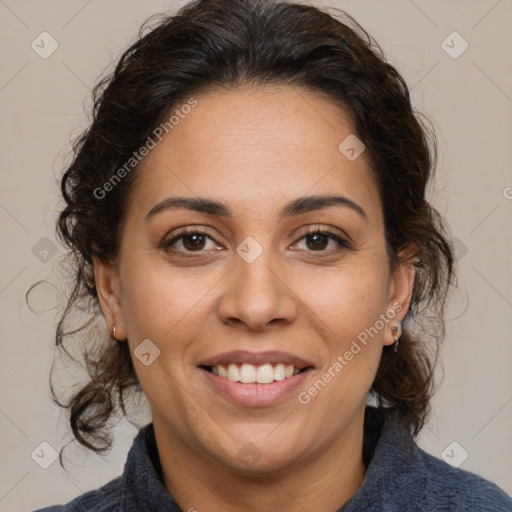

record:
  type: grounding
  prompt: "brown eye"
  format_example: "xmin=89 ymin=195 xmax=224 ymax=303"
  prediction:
xmin=181 ymin=233 xmax=207 ymax=251
xmin=163 ymin=229 xmax=219 ymax=254
xmin=293 ymin=228 xmax=352 ymax=254
xmin=305 ymin=232 xmax=330 ymax=251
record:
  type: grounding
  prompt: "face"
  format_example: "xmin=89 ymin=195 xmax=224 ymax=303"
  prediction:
xmin=94 ymin=85 xmax=413 ymax=475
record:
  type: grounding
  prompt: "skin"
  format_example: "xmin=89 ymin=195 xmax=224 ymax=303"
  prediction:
xmin=93 ymin=85 xmax=415 ymax=512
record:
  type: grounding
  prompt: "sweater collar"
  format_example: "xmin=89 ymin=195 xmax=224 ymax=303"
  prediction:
xmin=120 ymin=406 xmax=427 ymax=511
xmin=120 ymin=423 xmax=181 ymax=512
xmin=338 ymin=406 xmax=428 ymax=511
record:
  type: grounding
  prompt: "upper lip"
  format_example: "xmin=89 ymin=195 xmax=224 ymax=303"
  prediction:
xmin=199 ymin=350 xmax=314 ymax=370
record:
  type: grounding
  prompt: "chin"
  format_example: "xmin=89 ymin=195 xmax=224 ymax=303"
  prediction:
xmin=204 ymin=432 xmax=308 ymax=475
xmin=219 ymin=448 xmax=304 ymax=476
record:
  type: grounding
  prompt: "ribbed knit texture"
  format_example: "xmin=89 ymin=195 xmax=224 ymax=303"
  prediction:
xmin=34 ymin=406 xmax=512 ymax=511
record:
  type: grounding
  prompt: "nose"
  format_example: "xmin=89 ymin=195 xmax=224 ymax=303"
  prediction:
xmin=216 ymin=250 xmax=298 ymax=331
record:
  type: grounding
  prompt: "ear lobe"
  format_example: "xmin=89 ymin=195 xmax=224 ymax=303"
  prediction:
xmin=92 ymin=255 xmax=123 ymax=336
xmin=384 ymin=246 xmax=416 ymax=346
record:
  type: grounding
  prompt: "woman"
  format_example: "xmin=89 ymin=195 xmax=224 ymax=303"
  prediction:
xmin=34 ymin=0 xmax=512 ymax=510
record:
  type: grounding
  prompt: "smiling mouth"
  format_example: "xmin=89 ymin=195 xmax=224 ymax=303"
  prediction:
xmin=201 ymin=363 xmax=311 ymax=384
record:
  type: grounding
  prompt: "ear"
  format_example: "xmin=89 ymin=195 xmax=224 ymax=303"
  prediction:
xmin=383 ymin=245 xmax=416 ymax=347
xmin=92 ymin=255 xmax=126 ymax=340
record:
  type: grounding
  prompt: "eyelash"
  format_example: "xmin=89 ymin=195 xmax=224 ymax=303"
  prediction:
xmin=162 ymin=226 xmax=353 ymax=257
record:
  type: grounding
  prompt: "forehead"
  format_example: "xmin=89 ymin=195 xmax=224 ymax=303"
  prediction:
xmin=125 ymin=85 xmax=381 ymax=226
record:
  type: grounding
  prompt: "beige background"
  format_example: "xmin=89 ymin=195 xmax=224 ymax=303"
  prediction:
xmin=1 ymin=0 xmax=511 ymax=510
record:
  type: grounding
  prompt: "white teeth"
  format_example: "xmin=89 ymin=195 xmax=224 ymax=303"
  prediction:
xmin=240 ymin=363 xmax=256 ymax=383
xmin=274 ymin=363 xmax=286 ymax=381
xmin=227 ymin=363 xmax=241 ymax=382
xmin=212 ymin=363 xmax=303 ymax=384
xmin=256 ymin=363 xmax=275 ymax=384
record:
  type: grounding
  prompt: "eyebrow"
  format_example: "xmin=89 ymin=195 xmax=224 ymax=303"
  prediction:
xmin=145 ymin=194 xmax=367 ymax=222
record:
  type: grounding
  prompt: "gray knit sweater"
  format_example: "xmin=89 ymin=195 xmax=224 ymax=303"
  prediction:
xmin=34 ymin=406 xmax=512 ymax=511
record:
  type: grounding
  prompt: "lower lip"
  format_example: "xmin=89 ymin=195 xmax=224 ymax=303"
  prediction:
xmin=200 ymin=367 xmax=312 ymax=406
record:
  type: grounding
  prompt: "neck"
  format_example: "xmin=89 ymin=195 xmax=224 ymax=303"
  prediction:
xmin=154 ymin=408 xmax=367 ymax=512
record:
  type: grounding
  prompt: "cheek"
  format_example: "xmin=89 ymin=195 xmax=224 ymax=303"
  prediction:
xmin=117 ymin=259 xmax=212 ymax=407
xmin=301 ymin=261 xmax=389 ymax=341
xmin=119 ymin=254 xmax=207 ymax=340
xmin=296 ymin=261 xmax=389 ymax=401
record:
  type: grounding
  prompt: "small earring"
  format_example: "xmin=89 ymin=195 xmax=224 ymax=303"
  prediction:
xmin=112 ymin=324 xmax=119 ymax=342
xmin=391 ymin=321 xmax=402 ymax=352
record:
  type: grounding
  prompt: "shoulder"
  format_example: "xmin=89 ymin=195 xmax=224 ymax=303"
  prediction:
xmin=32 ymin=475 xmax=123 ymax=512
xmin=414 ymin=446 xmax=512 ymax=511
xmin=354 ymin=407 xmax=512 ymax=512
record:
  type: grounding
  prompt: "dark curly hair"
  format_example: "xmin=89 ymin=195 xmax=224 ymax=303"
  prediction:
xmin=44 ymin=0 xmax=455 ymax=454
